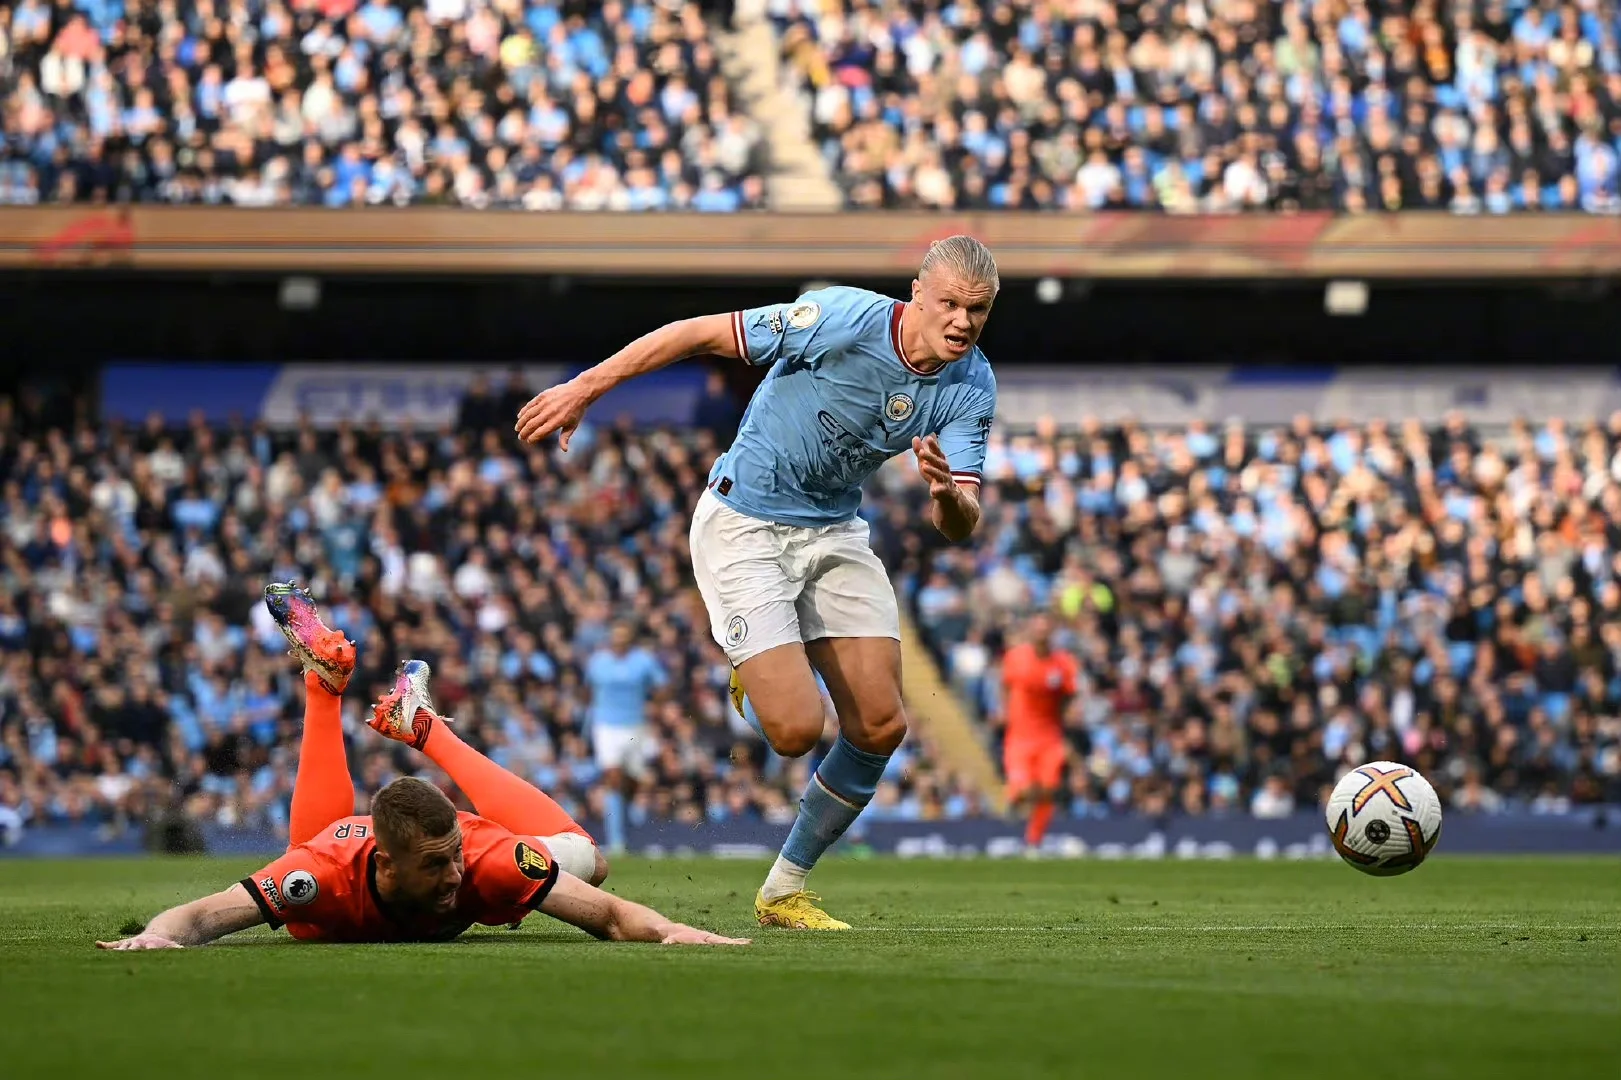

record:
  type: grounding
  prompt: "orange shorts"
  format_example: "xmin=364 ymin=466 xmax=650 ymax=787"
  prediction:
xmin=1003 ymin=738 xmax=1067 ymax=797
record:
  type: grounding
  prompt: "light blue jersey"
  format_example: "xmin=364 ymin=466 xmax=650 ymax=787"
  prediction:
xmin=584 ymin=647 xmax=666 ymax=730
xmin=712 ymin=286 xmax=997 ymax=527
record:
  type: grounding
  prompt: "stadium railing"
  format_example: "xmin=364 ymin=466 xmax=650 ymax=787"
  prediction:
xmin=4 ymin=207 xmax=1621 ymax=277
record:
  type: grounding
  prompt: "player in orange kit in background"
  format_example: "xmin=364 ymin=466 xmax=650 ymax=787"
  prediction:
xmin=998 ymin=613 xmax=1079 ymax=850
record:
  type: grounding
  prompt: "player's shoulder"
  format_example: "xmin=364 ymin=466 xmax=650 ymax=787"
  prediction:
xmin=797 ymin=285 xmax=898 ymax=336
xmin=458 ymin=810 xmax=508 ymax=838
xmin=458 ymin=811 xmax=548 ymax=861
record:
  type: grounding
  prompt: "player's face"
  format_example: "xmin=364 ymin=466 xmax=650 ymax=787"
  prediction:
xmin=388 ymin=827 xmax=465 ymax=915
xmin=1029 ymin=614 xmax=1054 ymax=653
xmin=911 ymin=271 xmax=995 ymax=363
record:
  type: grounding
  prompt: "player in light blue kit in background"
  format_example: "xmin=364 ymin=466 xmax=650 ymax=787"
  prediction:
xmin=583 ymin=620 xmax=667 ymax=853
xmin=518 ymin=236 xmax=999 ymax=928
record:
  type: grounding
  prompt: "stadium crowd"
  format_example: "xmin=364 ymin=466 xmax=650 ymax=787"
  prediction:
xmin=2 ymin=372 xmax=1617 ymax=845
xmin=871 ymin=410 xmax=1621 ymax=818
xmin=778 ymin=0 xmax=1621 ymax=212
xmin=0 ymin=379 xmax=977 ymax=848
xmin=0 ymin=0 xmax=765 ymax=209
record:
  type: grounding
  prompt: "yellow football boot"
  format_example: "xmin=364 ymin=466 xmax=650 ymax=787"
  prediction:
xmin=729 ymin=668 xmax=747 ymax=718
xmin=754 ymin=890 xmax=852 ymax=930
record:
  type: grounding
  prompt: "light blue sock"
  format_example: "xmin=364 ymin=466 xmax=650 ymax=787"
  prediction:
xmin=767 ymin=736 xmax=890 ymax=894
xmin=740 ymin=694 xmax=767 ymax=740
xmin=603 ymin=788 xmax=627 ymax=852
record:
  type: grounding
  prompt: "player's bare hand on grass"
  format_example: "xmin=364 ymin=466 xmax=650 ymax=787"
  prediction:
xmin=660 ymin=926 xmax=751 ymax=946
xmin=912 ymin=435 xmax=955 ymax=498
xmin=515 ymin=380 xmax=592 ymax=449
xmin=96 ymin=933 xmax=183 ymax=951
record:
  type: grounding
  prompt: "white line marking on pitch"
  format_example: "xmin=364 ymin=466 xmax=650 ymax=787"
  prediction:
xmin=857 ymin=924 xmax=1616 ymax=933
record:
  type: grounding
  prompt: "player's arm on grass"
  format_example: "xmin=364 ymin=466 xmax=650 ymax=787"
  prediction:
xmin=95 ymin=883 xmax=266 ymax=950
xmin=538 ymin=870 xmax=750 ymax=946
xmin=515 ymin=313 xmax=738 ymax=448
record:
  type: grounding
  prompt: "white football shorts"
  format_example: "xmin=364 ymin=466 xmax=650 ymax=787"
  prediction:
xmin=590 ymin=724 xmax=654 ymax=777
xmin=689 ymin=488 xmax=900 ymax=665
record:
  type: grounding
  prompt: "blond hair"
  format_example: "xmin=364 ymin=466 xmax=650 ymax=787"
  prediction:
xmin=371 ymin=776 xmax=458 ymax=854
xmin=919 ymin=235 xmax=1000 ymax=293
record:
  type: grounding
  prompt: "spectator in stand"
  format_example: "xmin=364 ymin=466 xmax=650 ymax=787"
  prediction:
xmin=1 ymin=1 xmax=764 ymax=210
xmin=872 ymin=410 xmax=1621 ymax=818
xmin=0 ymin=382 xmax=980 ymax=844
xmin=773 ymin=0 xmax=1621 ymax=214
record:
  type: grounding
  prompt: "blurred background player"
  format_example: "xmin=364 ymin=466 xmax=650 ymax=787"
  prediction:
xmin=583 ymin=620 xmax=667 ymax=853
xmin=97 ymin=583 xmax=745 ymax=949
xmin=997 ymin=614 xmax=1079 ymax=852
xmin=518 ymin=236 xmax=1000 ymax=929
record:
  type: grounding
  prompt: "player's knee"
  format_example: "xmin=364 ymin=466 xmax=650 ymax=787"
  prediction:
xmin=846 ymin=705 xmax=907 ymax=755
xmin=766 ymin=723 xmax=821 ymax=759
xmin=588 ymin=847 xmax=610 ymax=887
xmin=754 ymin=698 xmax=825 ymax=758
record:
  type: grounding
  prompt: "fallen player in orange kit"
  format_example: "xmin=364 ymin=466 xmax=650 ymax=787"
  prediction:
xmin=96 ymin=583 xmax=747 ymax=950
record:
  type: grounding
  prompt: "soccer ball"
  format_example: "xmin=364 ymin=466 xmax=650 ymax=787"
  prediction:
xmin=1324 ymin=761 xmax=1443 ymax=876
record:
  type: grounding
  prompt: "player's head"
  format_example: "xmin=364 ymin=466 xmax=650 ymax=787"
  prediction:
xmin=371 ymin=777 xmax=464 ymax=915
xmin=609 ymin=619 xmax=636 ymax=652
xmin=1028 ymin=612 xmax=1055 ymax=653
xmin=911 ymin=235 xmax=999 ymax=363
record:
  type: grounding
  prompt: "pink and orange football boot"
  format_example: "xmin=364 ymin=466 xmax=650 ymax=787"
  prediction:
xmin=263 ymin=582 xmax=356 ymax=693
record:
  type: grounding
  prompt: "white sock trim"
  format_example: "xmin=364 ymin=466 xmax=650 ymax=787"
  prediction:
xmin=760 ymin=855 xmax=810 ymax=901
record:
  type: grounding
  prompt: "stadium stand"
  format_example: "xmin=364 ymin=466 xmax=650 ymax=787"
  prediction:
xmin=872 ymin=413 xmax=1621 ymax=816
xmin=0 ymin=382 xmax=980 ymax=848
xmin=0 ymin=0 xmax=766 ymax=209
xmin=776 ymin=0 xmax=1621 ymax=212
xmin=3 ymin=371 xmax=1617 ymax=845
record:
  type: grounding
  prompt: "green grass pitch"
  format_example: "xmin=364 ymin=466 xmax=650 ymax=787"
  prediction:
xmin=2 ymin=856 xmax=1616 ymax=1079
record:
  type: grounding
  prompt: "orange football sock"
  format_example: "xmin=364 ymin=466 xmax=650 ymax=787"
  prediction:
xmin=1025 ymin=800 xmax=1056 ymax=848
xmin=288 ymin=672 xmax=356 ymax=845
xmin=422 ymin=721 xmax=590 ymax=839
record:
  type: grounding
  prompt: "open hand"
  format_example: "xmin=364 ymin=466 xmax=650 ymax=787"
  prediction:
xmin=515 ymin=379 xmax=594 ymax=449
xmin=660 ymin=925 xmax=751 ymax=946
xmin=912 ymin=434 xmax=955 ymax=499
xmin=96 ymin=933 xmax=183 ymax=951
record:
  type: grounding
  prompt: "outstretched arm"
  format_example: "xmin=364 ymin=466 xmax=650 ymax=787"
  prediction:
xmin=537 ymin=871 xmax=749 ymax=945
xmin=516 ymin=314 xmax=737 ymax=448
xmin=913 ymin=434 xmax=982 ymax=542
xmin=95 ymin=884 xmax=267 ymax=950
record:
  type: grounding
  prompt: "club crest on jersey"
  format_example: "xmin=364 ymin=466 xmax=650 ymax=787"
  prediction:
xmin=282 ymin=870 xmax=319 ymax=906
xmin=788 ymin=302 xmax=821 ymax=330
xmin=885 ymin=393 xmax=915 ymax=422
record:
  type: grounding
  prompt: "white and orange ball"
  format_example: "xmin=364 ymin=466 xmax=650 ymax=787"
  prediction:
xmin=1324 ymin=761 xmax=1443 ymax=876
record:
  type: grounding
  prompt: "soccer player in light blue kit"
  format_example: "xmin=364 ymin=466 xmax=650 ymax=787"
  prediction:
xmin=518 ymin=236 xmax=998 ymax=929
